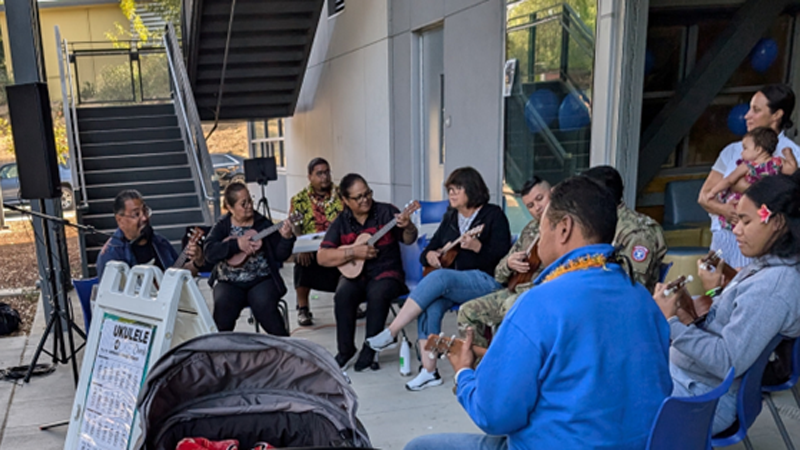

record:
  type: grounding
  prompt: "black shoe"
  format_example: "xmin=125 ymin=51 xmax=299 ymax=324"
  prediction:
xmin=356 ymin=306 xmax=367 ymax=320
xmin=335 ymin=351 xmax=356 ymax=369
xmin=354 ymin=347 xmax=379 ymax=372
xmin=297 ymin=307 xmax=314 ymax=327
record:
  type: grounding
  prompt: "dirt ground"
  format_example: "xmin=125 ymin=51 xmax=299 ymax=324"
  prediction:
xmin=0 ymin=218 xmax=82 ymax=336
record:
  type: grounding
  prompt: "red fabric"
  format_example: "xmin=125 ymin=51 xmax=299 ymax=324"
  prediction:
xmin=175 ymin=437 xmax=239 ymax=450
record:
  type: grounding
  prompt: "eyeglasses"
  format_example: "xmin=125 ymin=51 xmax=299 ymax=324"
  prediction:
xmin=118 ymin=205 xmax=152 ymax=220
xmin=447 ymin=186 xmax=464 ymax=195
xmin=349 ymin=189 xmax=373 ymax=203
xmin=313 ymin=169 xmax=331 ymax=177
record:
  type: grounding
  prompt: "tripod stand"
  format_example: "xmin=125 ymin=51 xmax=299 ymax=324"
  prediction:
xmin=256 ymin=180 xmax=273 ymax=222
xmin=2 ymin=202 xmax=110 ymax=385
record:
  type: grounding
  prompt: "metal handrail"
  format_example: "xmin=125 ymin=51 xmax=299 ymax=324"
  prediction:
xmin=163 ymin=23 xmax=218 ymax=220
xmin=514 ymin=91 xmax=569 ymax=165
xmin=55 ymin=26 xmax=88 ymax=210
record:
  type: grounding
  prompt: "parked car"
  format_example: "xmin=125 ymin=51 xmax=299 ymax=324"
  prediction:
xmin=0 ymin=161 xmax=75 ymax=210
xmin=211 ymin=153 xmax=245 ymax=188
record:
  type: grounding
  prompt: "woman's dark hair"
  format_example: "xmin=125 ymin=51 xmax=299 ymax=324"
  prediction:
xmin=520 ymin=176 xmax=544 ymax=196
xmin=546 ymin=175 xmax=617 ymax=244
xmin=445 ymin=167 xmax=490 ymax=208
xmin=760 ymin=84 xmax=796 ymax=130
xmin=223 ymin=182 xmax=249 ymax=210
xmin=339 ymin=173 xmax=368 ymax=199
xmin=744 ymin=171 xmax=800 ymax=258
xmin=113 ymin=189 xmax=143 ymax=215
xmin=581 ymin=165 xmax=624 ymax=206
xmin=745 ymin=127 xmax=778 ymax=155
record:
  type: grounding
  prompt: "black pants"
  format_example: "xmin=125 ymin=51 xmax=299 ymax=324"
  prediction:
xmin=334 ymin=276 xmax=405 ymax=357
xmin=293 ymin=253 xmax=341 ymax=292
xmin=213 ymin=277 xmax=288 ymax=336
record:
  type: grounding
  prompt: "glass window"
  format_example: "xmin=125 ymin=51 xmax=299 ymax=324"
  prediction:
xmin=249 ymin=118 xmax=287 ymax=168
xmin=503 ymin=0 xmax=597 ymax=232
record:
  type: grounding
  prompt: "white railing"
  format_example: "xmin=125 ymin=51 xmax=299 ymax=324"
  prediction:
xmin=163 ymin=23 xmax=219 ymax=221
xmin=55 ymin=26 xmax=88 ymax=210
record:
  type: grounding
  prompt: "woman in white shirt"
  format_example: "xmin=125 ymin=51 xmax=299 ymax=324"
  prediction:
xmin=698 ymin=84 xmax=800 ymax=268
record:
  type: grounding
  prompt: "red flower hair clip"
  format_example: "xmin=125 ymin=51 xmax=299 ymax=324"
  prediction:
xmin=758 ymin=204 xmax=772 ymax=224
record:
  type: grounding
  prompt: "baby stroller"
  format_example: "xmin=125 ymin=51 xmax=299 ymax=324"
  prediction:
xmin=135 ymin=332 xmax=373 ymax=450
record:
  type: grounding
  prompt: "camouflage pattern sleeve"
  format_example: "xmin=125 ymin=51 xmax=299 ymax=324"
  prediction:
xmin=494 ymin=219 xmax=540 ymax=284
xmin=614 ymin=207 xmax=667 ymax=293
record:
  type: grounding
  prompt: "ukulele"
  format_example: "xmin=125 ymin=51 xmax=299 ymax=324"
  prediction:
xmin=506 ymin=235 xmax=542 ymax=292
xmin=699 ymin=249 xmax=737 ymax=287
xmin=224 ymin=212 xmax=303 ymax=267
xmin=423 ymin=333 xmax=466 ymax=360
xmin=337 ymin=201 xmax=421 ymax=279
xmin=663 ymin=275 xmax=713 ymax=325
xmin=172 ymin=227 xmax=206 ymax=269
xmin=422 ymin=224 xmax=486 ymax=277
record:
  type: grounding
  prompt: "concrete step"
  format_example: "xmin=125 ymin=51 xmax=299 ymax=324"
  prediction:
xmin=84 ymin=193 xmax=200 ymax=216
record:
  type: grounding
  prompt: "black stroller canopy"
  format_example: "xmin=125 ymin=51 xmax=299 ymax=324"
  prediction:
xmin=135 ymin=332 xmax=372 ymax=450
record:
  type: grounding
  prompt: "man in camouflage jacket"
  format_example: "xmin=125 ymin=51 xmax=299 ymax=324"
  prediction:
xmin=458 ymin=178 xmax=551 ymax=348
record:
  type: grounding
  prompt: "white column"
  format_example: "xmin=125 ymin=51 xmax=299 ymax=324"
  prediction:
xmin=590 ymin=0 xmax=649 ymax=206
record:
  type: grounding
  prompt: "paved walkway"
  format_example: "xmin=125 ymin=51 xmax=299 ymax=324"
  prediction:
xmin=0 ymin=264 xmax=799 ymax=449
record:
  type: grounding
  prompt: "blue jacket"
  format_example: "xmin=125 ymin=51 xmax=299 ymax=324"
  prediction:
xmin=96 ymin=229 xmax=178 ymax=280
xmin=456 ymin=244 xmax=672 ymax=450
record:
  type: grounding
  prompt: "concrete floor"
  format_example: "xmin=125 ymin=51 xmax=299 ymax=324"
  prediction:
xmin=0 ymin=264 xmax=798 ymax=449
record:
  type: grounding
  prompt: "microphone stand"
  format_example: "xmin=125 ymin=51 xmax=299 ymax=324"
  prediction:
xmin=2 ymin=202 xmax=113 ymax=238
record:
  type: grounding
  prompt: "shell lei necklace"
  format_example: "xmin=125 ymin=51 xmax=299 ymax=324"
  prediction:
xmin=542 ymin=254 xmax=609 ymax=284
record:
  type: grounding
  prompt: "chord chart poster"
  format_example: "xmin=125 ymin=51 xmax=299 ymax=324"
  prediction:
xmin=78 ymin=314 xmax=156 ymax=450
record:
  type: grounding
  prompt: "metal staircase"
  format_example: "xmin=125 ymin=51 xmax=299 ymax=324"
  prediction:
xmin=182 ymin=0 xmax=324 ymax=121
xmin=56 ymin=26 xmax=219 ymax=277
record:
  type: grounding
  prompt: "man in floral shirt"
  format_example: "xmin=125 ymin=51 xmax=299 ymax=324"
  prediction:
xmin=289 ymin=158 xmax=343 ymax=326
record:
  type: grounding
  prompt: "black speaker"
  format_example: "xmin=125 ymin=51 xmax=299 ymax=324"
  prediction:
xmin=6 ymin=82 xmax=61 ymax=199
xmin=244 ymin=157 xmax=278 ymax=184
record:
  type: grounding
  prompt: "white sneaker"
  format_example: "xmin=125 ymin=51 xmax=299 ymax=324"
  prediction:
xmin=405 ymin=369 xmax=443 ymax=391
xmin=366 ymin=328 xmax=397 ymax=352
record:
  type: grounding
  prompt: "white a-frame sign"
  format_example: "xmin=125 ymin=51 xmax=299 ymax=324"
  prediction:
xmin=64 ymin=262 xmax=217 ymax=450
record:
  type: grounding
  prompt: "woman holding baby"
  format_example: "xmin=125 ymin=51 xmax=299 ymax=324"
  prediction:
xmin=699 ymin=84 xmax=800 ymax=269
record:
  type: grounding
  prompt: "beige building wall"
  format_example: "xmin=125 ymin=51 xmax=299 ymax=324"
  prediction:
xmin=0 ymin=2 xmax=127 ymax=101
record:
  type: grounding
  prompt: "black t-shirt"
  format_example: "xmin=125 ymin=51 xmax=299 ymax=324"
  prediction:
xmin=130 ymin=241 xmax=164 ymax=270
xmin=321 ymin=202 xmax=405 ymax=282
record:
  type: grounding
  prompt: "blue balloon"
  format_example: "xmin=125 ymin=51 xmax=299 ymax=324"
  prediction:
xmin=558 ymin=92 xmax=591 ymax=131
xmin=727 ymin=103 xmax=749 ymax=136
xmin=524 ymin=89 xmax=558 ymax=133
xmin=644 ymin=49 xmax=655 ymax=76
xmin=751 ymin=38 xmax=778 ymax=73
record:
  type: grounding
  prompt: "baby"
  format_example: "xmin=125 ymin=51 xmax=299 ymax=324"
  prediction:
xmin=707 ymin=127 xmax=796 ymax=230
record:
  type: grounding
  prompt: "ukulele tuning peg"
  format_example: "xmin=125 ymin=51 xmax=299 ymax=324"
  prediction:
xmin=428 ymin=351 xmax=436 ymax=360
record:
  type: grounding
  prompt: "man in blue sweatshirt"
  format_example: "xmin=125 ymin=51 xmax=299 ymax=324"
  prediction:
xmin=405 ymin=175 xmax=672 ymax=450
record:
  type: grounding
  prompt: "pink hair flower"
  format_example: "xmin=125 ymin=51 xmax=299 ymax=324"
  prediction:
xmin=758 ymin=204 xmax=772 ymax=224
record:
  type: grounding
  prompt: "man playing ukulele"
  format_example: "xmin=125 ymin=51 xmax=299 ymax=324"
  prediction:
xmin=405 ymin=176 xmax=671 ymax=450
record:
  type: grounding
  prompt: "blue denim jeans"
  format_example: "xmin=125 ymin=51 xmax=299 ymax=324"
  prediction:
xmin=410 ymin=269 xmax=501 ymax=338
xmin=670 ymin=363 xmax=737 ymax=434
xmin=404 ymin=433 xmax=508 ymax=450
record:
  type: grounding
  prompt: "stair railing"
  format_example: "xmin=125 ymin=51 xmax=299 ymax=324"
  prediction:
xmin=163 ymin=23 xmax=220 ymax=222
xmin=55 ymin=26 xmax=88 ymax=211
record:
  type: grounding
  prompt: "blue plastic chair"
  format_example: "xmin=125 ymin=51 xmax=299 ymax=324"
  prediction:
xmin=72 ymin=277 xmax=99 ymax=332
xmin=762 ymin=337 xmax=800 ymax=450
xmin=419 ymin=200 xmax=449 ymax=224
xmin=711 ymin=335 xmax=784 ymax=450
xmin=646 ymin=367 xmax=735 ymax=450
xmin=658 ymin=262 xmax=674 ymax=283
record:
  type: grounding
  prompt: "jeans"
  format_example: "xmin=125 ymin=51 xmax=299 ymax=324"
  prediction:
xmin=213 ymin=277 xmax=288 ymax=336
xmin=670 ymin=363 xmax=737 ymax=434
xmin=334 ymin=276 xmax=405 ymax=357
xmin=404 ymin=433 xmax=508 ymax=450
xmin=411 ymin=269 xmax=501 ymax=338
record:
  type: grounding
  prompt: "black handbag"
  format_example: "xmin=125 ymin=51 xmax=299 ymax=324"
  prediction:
xmin=0 ymin=302 xmax=20 ymax=336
